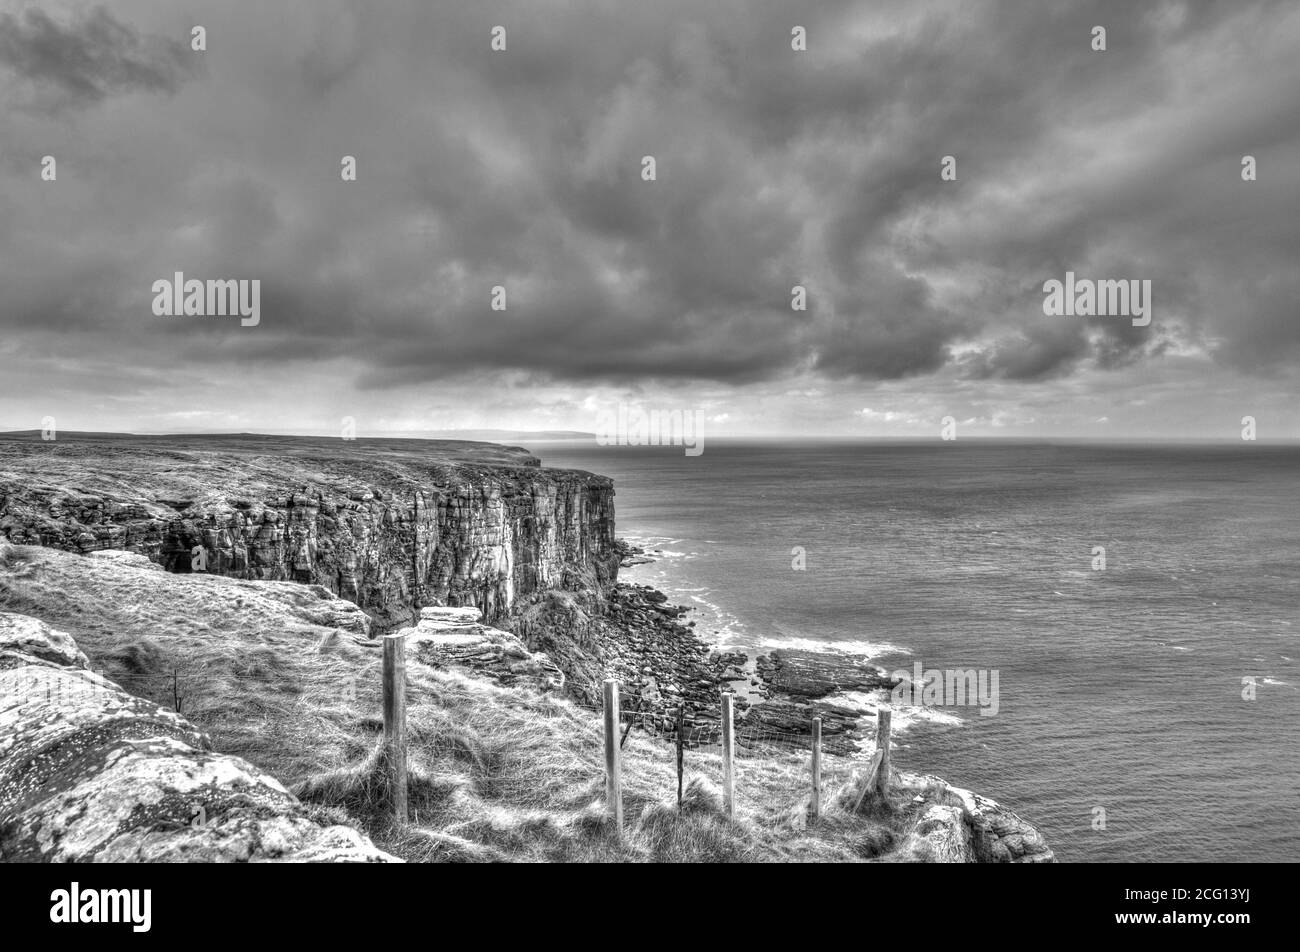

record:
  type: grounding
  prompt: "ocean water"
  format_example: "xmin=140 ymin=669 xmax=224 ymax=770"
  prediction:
xmin=523 ymin=439 xmax=1300 ymax=862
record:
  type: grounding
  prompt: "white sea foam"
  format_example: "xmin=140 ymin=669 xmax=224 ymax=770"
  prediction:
xmin=671 ymin=592 xmax=748 ymax=646
xmin=759 ymin=628 xmax=906 ymax=661
xmin=758 ymin=635 xmax=906 ymax=659
xmin=838 ymin=691 xmax=965 ymax=735
xmin=621 ymin=533 xmax=682 ymax=550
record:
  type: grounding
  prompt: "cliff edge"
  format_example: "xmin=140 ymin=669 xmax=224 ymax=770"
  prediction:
xmin=0 ymin=432 xmax=618 ymax=628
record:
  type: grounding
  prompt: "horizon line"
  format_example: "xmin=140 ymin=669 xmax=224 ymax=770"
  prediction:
xmin=2 ymin=428 xmax=1296 ymax=446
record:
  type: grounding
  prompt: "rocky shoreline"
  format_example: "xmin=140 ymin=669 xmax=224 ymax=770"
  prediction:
xmin=590 ymin=541 xmax=898 ymax=754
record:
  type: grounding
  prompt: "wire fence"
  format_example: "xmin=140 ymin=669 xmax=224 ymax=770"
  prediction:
xmin=24 ymin=652 xmax=851 ymax=754
xmin=561 ymin=668 xmax=832 ymax=754
xmin=15 ymin=632 xmax=888 ymax=830
xmin=471 ymin=660 xmax=890 ymax=832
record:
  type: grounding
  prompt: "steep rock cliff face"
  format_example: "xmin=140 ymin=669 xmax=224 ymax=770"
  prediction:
xmin=0 ymin=434 xmax=617 ymax=628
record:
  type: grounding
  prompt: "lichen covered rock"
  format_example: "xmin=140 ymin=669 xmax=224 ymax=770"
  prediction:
xmin=893 ymin=772 xmax=1056 ymax=863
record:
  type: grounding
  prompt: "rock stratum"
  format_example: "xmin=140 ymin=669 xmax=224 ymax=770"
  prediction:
xmin=0 ymin=605 xmax=396 ymax=862
xmin=0 ymin=432 xmax=618 ymax=628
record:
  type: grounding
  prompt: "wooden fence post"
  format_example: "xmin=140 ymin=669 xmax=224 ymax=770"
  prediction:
xmin=603 ymin=678 xmax=623 ymax=837
xmin=721 ymin=692 xmax=735 ymax=818
xmin=874 ymin=708 xmax=892 ymax=795
xmin=382 ymin=633 xmax=408 ymax=824
xmin=675 ymin=704 xmax=685 ymax=809
xmin=810 ymin=716 xmax=822 ymax=821
xmin=410 ymin=490 xmax=422 ymax=625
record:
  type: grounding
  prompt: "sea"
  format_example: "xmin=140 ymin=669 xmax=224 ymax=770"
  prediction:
xmin=522 ymin=438 xmax=1300 ymax=862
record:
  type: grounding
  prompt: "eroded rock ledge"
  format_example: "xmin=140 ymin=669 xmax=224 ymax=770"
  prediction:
xmin=0 ymin=608 xmax=397 ymax=863
xmin=401 ymin=605 xmax=563 ymax=690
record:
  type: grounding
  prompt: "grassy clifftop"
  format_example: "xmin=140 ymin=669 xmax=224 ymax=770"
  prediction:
xmin=0 ymin=430 xmax=543 ymax=468
xmin=0 ymin=539 xmax=1055 ymax=862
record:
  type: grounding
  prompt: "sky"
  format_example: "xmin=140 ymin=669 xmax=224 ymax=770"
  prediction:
xmin=1 ymin=0 xmax=1298 ymax=440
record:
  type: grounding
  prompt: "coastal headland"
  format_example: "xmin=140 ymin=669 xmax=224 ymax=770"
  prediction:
xmin=0 ymin=432 xmax=1053 ymax=862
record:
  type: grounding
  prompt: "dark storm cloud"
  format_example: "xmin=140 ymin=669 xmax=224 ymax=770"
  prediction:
xmin=1 ymin=0 xmax=1298 ymax=412
xmin=0 ymin=5 xmax=196 ymax=111
xmin=960 ymin=324 xmax=1091 ymax=382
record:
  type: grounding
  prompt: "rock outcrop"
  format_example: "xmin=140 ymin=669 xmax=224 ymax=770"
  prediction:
xmin=888 ymin=773 xmax=1056 ymax=863
xmin=0 ymin=433 xmax=618 ymax=628
xmin=748 ymin=648 xmax=900 ymax=753
xmin=0 ymin=607 xmax=397 ymax=863
xmin=401 ymin=605 xmax=563 ymax=689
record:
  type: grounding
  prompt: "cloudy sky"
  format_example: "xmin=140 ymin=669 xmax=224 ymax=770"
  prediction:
xmin=1 ymin=0 xmax=1297 ymax=439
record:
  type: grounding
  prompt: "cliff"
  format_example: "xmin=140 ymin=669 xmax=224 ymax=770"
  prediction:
xmin=0 ymin=433 xmax=618 ymax=629
xmin=0 ymin=600 xmax=396 ymax=862
xmin=0 ymin=433 xmax=1055 ymax=863
xmin=0 ymin=540 xmax=1052 ymax=862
